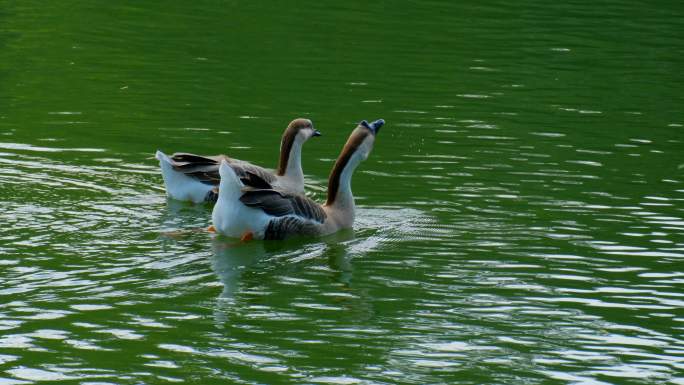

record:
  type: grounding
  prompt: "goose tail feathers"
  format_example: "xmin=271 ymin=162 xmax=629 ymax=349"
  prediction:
xmin=217 ymin=160 xmax=244 ymax=200
xmin=156 ymin=150 xmax=214 ymax=203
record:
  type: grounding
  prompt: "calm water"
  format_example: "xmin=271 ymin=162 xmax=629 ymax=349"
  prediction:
xmin=1 ymin=1 xmax=684 ymax=384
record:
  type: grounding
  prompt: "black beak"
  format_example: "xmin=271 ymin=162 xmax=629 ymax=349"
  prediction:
xmin=360 ymin=119 xmax=385 ymax=135
xmin=312 ymin=129 xmax=322 ymax=137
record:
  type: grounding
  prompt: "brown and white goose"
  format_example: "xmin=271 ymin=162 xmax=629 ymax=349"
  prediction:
xmin=156 ymin=118 xmax=320 ymax=203
xmin=211 ymin=119 xmax=385 ymax=240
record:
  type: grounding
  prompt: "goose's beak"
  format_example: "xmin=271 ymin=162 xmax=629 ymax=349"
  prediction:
xmin=360 ymin=119 xmax=384 ymax=135
xmin=313 ymin=129 xmax=322 ymax=137
xmin=369 ymin=119 xmax=384 ymax=135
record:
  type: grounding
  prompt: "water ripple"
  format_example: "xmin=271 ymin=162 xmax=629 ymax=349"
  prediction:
xmin=1 ymin=0 xmax=684 ymax=383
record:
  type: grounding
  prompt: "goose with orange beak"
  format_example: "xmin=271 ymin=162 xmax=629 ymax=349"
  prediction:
xmin=211 ymin=119 xmax=384 ymax=240
xmin=156 ymin=118 xmax=321 ymax=203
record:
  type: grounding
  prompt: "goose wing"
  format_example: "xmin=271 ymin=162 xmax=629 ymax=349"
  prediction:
xmin=169 ymin=153 xmax=277 ymax=186
xmin=262 ymin=216 xmax=321 ymax=240
xmin=239 ymin=189 xmax=327 ymax=223
xmin=240 ymin=171 xmax=275 ymax=190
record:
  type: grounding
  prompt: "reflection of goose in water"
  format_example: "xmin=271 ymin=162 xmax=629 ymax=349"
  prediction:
xmin=209 ymin=238 xmax=334 ymax=299
xmin=210 ymin=239 xmax=267 ymax=300
xmin=208 ymin=207 xmax=434 ymax=325
xmin=209 ymin=207 xmax=433 ymax=297
xmin=209 ymin=236 xmax=366 ymax=326
xmin=157 ymin=203 xmax=434 ymax=298
xmin=157 ymin=198 xmax=213 ymax=237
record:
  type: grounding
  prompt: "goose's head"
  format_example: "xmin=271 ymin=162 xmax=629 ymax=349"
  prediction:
xmin=325 ymin=119 xmax=385 ymax=206
xmin=277 ymin=118 xmax=321 ymax=176
xmin=283 ymin=118 xmax=321 ymax=144
xmin=346 ymin=119 xmax=384 ymax=161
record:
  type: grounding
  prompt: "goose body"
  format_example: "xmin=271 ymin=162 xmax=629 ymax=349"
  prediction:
xmin=156 ymin=118 xmax=320 ymax=203
xmin=211 ymin=119 xmax=385 ymax=240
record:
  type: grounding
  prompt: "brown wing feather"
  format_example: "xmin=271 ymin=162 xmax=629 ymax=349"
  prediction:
xmin=186 ymin=170 xmax=221 ymax=184
xmin=232 ymin=162 xmax=277 ymax=185
xmin=167 ymin=152 xmax=276 ymax=186
xmin=170 ymin=153 xmax=223 ymax=165
xmin=240 ymin=171 xmax=274 ymax=189
xmin=239 ymin=190 xmax=293 ymax=217
xmin=239 ymin=189 xmax=326 ymax=223
xmin=264 ymin=216 xmax=320 ymax=240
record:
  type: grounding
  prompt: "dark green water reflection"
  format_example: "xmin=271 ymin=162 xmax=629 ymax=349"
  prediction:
xmin=1 ymin=1 xmax=683 ymax=384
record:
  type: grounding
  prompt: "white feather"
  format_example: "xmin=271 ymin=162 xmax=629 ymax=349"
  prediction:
xmin=156 ymin=150 xmax=213 ymax=203
xmin=212 ymin=160 xmax=271 ymax=238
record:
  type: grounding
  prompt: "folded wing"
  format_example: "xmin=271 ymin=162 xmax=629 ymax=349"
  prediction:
xmin=239 ymin=189 xmax=327 ymax=223
xmin=169 ymin=152 xmax=277 ymax=187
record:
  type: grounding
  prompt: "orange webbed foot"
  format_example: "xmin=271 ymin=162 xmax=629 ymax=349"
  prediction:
xmin=207 ymin=225 xmax=216 ymax=233
xmin=240 ymin=231 xmax=254 ymax=242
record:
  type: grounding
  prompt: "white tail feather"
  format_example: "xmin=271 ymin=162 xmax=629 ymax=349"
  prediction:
xmin=212 ymin=160 xmax=270 ymax=238
xmin=217 ymin=160 xmax=243 ymax=200
xmin=156 ymin=150 xmax=213 ymax=203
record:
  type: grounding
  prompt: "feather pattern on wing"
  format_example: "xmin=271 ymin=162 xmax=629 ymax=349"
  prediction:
xmin=168 ymin=152 xmax=277 ymax=186
xmin=204 ymin=187 xmax=219 ymax=203
xmin=264 ymin=216 xmax=320 ymax=240
xmin=240 ymin=171 xmax=274 ymax=190
xmin=170 ymin=153 xmax=223 ymax=165
xmin=239 ymin=189 xmax=327 ymax=223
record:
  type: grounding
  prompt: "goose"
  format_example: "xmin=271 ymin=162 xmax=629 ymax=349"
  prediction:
xmin=211 ymin=118 xmax=385 ymax=240
xmin=155 ymin=118 xmax=321 ymax=203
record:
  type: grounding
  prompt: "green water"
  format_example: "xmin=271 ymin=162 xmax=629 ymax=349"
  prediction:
xmin=1 ymin=1 xmax=684 ymax=384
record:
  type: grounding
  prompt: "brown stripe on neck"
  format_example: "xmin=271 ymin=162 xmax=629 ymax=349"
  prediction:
xmin=325 ymin=128 xmax=369 ymax=206
xmin=276 ymin=118 xmax=310 ymax=176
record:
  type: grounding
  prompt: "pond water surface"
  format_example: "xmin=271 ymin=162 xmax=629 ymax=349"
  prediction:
xmin=1 ymin=1 xmax=683 ymax=384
